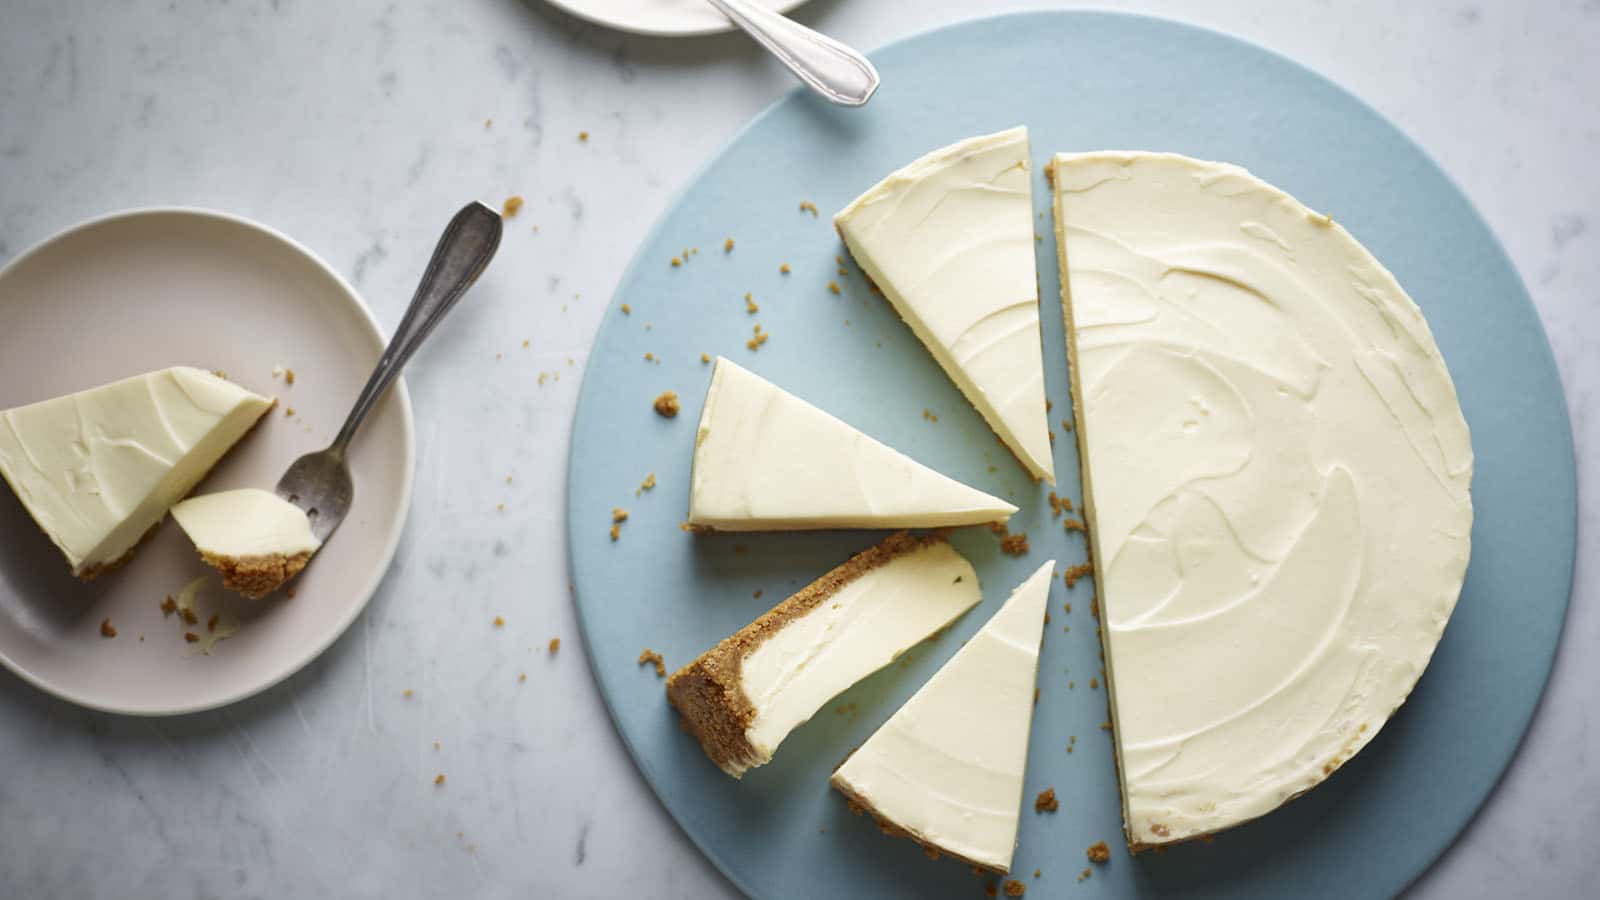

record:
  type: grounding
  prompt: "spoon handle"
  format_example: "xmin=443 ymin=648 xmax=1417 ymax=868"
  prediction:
xmin=707 ymin=0 xmax=879 ymax=106
xmin=330 ymin=201 xmax=502 ymax=454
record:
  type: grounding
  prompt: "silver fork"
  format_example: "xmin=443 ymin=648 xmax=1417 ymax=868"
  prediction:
xmin=276 ymin=201 xmax=502 ymax=542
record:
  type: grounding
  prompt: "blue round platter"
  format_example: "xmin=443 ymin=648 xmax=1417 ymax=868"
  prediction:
xmin=566 ymin=12 xmax=1576 ymax=899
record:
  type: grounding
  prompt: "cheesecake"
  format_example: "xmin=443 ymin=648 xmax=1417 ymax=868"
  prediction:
xmin=0 ymin=367 xmax=274 ymax=579
xmin=831 ymin=560 xmax=1053 ymax=873
xmin=666 ymin=531 xmax=981 ymax=778
xmin=171 ymin=488 xmax=320 ymax=599
xmin=1051 ymin=152 xmax=1474 ymax=848
xmin=836 ymin=127 xmax=1054 ymax=483
xmin=688 ymin=357 xmax=1016 ymax=531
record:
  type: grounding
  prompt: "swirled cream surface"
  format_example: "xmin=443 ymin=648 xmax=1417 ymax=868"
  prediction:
xmin=0 ymin=367 xmax=273 ymax=577
xmin=1051 ymin=152 xmax=1473 ymax=847
xmin=836 ymin=127 xmax=1055 ymax=483
xmin=688 ymin=357 xmax=1016 ymax=531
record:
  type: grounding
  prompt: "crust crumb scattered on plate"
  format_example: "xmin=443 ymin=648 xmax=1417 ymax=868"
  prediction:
xmin=724 ymin=237 xmax=735 ymax=252
xmin=1035 ymin=788 xmax=1058 ymax=813
xmin=799 ymin=200 xmax=819 ymax=216
xmin=1003 ymin=879 xmax=1025 ymax=897
xmin=653 ymin=391 xmax=680 ymax=417
xmin=637 ymin=648 xmax=667 ymax=677
xmin=1000 ymin=532 xmax=1029 ymax=556
xmin=780 ymin=263 xmax=791 ymax=274
xmin=1086 ymin=841 xmax=1111 ymax=863
xmin=99 ymin=619 xmax=116 ymax=638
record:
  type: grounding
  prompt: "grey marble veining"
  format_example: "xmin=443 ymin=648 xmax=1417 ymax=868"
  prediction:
xmin=0 ymin=1 xmax=1596 ymax=897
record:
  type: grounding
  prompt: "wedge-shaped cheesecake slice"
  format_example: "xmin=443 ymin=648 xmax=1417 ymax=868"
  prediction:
xmin=666 ymin=532 xmax=981 ymax=778
xmin=171 ymin=488 xmax=321 ymax=599
xmin=688 ymin=357 xmax=1016 ymax=531
xmin=1052 ymin=152 xmax=1473 ymax=849
xmin=0 ymin=367 xmax=274 ymax=579
xmin=831 ymin=560 xmax=1052 ymax=874
xmin=835 ymin=126 xmax=1054 ymax=483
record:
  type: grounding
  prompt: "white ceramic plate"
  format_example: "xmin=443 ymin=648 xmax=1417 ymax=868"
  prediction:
xmin=544 ymin=0 xmax=809 ymax=37
xmin=0 ymin=208 xmax=414 ymax=715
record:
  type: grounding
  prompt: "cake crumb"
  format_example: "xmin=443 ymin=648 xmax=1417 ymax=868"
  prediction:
xmin=984 ymin=883 xmax=998 ymax=898
xmin=922 ymin=409 xmax=938 ymax=423
xmin=434 ymin=773 xmax=446 ymax=786
xmin=403 ymin=689 xmax=413 ymax=698
xmin=1089 ymin=677 xmax=1099 ymax=689
xmin=780 ymin=263 xmax=791 ymax=274
xmin=671 ymin=256 xmax=682 ymax=267
xmin=1003 ymin=880 xmax=1025 ymax=897
xmin=753 ymin=589 xmax=763 ymax=599
xmin=1077 ymin=868 xmax=1091 ymax=882
xmin=1062 ymin=418 xmax=1073 ymax=432
xmin=1087 ymin=841 xmax=1110 ymax=863
xmin=1034 ymin=869 xmax=1041 ymax=879
xmin=286 ymin=586 xmax=297 ymax=599
xmin=924 ymin=847 xmax=939 ymax=861
xmin=746 ymin=330 xmax=769 ymax=351
xmin=724 ymin=237 xmax=735 ymax=252
xmin=160 ymin=596 xmax=177 ymax=617
xmin=799 ymin=200 xmax=819 ymax=216
xmin=99 ymin=618 xmax=117 ymax=638
xmin=827 ymin=281 xmax=841 ymax=295
xmin=1063 ymin=517 xmax=1086 ymax=533
xmin=653 ymin=391 xmax=680 ymax=417
xmin=700 ymin=352 xmax=711 ymax=364
xmin=518 ymin=672 xmax=526 ymax=683
xmin=1034 ymin=788 xmax=1058 ymax=813
xmin=1064 ymin=563 xmax=1094 ymax=589
xmin=502 ymin=196 xmax=524 ymax=218
xmin=745 ymin=293 xmax=759 ymax=314
xmin=638 ymin=472 xmax=657 ymax=495
xmin=181 ymin=607 xmax=199 ymax=626
xmin=1000 ymin=532 xmax=1030 ymax=555
xmin=206 ymin=613 xmax=219 ymax=633
xmin=612 ymin=508 xmax=629 ymax=523
xmin=637 ymin=648 xmax=666 ymax=677
xmin=1100 ymin=721 xmax=1112 ymax=731
xmin=621 ymin=303 xmax=631 ymax=315
xmin=183 ymin=632 xmax=200 ymax=643
xmin=284 ymin=406 xmax=296 ymax=418
xmin=284 ymin=369 xmax=296 ymax=385
xmin=492 ymin=616 xmax=505 ymax=628
xmin=548 ymin=638 xmax=561 ymax=655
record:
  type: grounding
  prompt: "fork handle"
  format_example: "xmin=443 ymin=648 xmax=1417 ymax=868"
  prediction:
xmin=330 ymin=201 xmax=502 ymax=454
xmin=706 ymin=0 xmax=879 ymax=107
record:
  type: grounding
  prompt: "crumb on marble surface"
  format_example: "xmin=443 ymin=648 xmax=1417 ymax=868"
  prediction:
xmin=578 ymin=130 xmax=589 ymax=141
xmin=502 ymin=195 xmax=524 ymax=218
xmin=549 ymin=638 xmax=561 ymax=655
xmin=434 ymin=773 xmax=446 ymax=786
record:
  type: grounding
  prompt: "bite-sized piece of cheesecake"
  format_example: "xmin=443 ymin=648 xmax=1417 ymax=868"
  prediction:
xmin=835 ymin=126 xmax=1054 ymax=483
xmin=831 ymin=560 xmax=1053 ymax=874
xmin=666 ymin=532 xmax=981 ymax=778
xmin=0 ymin=367 xmax=274 ymax=579
xmin=687 ymin=357 xmax=1016 ymax=531
xmin=170 ymin=488 xmax=321 ymax=599
xmin=1051 ymin=151 xmax=1474 ymax=849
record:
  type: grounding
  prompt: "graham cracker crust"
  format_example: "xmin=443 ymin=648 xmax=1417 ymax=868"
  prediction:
xmin=665 ymin=530 xmax=948 ymax=778
xmin=75 ymin=522 xmax=161 ymax=581
xmin=199 ymin=550 xmax=312 ymax=599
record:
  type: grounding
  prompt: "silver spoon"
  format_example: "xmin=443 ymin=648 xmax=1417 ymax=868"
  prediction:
xmin=276 ymin=201 xmax=502 ymax=542
xmin=706 ymin=0 xmax=879 ymax=106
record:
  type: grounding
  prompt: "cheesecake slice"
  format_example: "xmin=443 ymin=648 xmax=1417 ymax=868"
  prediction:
xmin=687 ymin=357 xmax=1016 ymax=531
xmin=666 ymin=531 xmax=981 ymax=778
xmin=835 ymin=127 xmax=1054 ymax=483
xmin=1052 ymin=152 xmax=1473 ymax=849
xmin=0 ymin=367 xmax=274 ymax=579
xmin=831 ymin=560 xmax=1053 ymax=874
xmin=171 ymin=488 xmax=321 ymax=599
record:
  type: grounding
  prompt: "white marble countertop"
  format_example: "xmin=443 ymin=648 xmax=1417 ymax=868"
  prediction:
xmin=0 ymin=1 xmax=1594 ymax=897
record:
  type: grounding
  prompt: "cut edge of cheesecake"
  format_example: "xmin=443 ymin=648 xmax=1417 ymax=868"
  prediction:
xmin=834 ymin=126 xmax=1055 ymax=485
xmin=828 ymin=559 xmax=1055 ymax=874
xmin=665 ymin=531 xmax=979 ymax=778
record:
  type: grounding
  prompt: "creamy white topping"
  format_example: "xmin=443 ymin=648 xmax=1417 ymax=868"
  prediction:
xmin=1053 ymin=152 xmax=1473 ymax=846
xmin=831 ymin=560 xmax=1053 ymax=873
xmin=740 ymin=538 xmax=981 ymax=764
xmin=836 ymin=127 xmax=1055 ymax=483
xmin=170 ymin=488 xmax=321 ymax=559
xmin=0 ymin=367 xmax=273 ymax=574
xmin=688 ymin=357 xmax=1017 ymax=530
